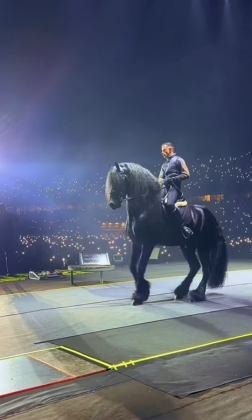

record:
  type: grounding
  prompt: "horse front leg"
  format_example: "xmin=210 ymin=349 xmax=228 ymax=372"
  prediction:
xmin=129 ymin=241 xmax=142 ymax=297
xmin=133 ymin=243 xmax=154 ymax=306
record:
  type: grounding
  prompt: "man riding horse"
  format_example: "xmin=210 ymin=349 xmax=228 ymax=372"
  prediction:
xmin=158 ymin=142 xmax=193 ymax=239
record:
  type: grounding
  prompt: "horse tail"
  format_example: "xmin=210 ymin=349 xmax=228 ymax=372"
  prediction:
xmin=201 ymin=207 xmax=228 ymax=289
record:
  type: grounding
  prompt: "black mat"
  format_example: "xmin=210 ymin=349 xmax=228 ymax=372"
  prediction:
xmin=49 ymin=306 xmax=252 ymax=366
xmin=0 ymin=370 xmax=128 ymax=419
xmin=0 ymin=372 xmax=182 ymax=420
xmin=122 ymin=340 xmax=252 ymax=398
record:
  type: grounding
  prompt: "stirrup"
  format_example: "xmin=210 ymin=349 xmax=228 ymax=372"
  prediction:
xmin=182 ymin=226 xmax=193 ymax=239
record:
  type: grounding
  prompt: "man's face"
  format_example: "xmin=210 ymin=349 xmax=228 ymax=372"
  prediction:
xmin=161 ymin=145 xmax=173 ymax=158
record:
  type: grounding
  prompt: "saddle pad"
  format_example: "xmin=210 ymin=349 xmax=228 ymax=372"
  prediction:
xmin=179 ymin=205 xmax=192 ymax=225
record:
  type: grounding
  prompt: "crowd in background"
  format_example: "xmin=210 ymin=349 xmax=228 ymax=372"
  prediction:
xmin=0 ymin=152 xmax=251 ymax=274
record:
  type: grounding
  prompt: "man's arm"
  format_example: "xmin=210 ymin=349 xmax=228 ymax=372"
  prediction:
xmin=166 ymin=157 xmax=190 ymax=182
xmin=174 ymin=157 xmax=190 ymax=181
xmin=179 ymin=157 xmax=190 ymax=180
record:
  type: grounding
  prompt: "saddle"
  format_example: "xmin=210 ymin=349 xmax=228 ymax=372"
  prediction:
xmin=161 ymin=199 xmax=193 ymax=228
xmin=175 ymin=200 xmax=187 ymax=208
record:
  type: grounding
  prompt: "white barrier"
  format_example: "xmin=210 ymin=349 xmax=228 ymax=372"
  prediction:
xmin=68 ymin=264 xmax=115 ymax=285
xmin=68 ymin=253 xmax=115 ymax=284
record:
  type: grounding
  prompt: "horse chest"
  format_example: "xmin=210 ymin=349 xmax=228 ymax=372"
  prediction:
xmin=128 ymin=217 xmax=161 ymax=243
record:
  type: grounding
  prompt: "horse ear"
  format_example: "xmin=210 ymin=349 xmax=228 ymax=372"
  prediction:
xmin=115 ymin=162 xmax=120 ymax=172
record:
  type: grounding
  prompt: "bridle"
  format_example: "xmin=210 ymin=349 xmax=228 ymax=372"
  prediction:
xmin=109 ymin=162 xmax=132 ymax=205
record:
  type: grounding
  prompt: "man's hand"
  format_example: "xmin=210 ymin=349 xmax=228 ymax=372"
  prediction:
xmin=164 ymin=177 xmax=173 ymax=185
xmin=160 ymin=177 xmax=173 ymax=188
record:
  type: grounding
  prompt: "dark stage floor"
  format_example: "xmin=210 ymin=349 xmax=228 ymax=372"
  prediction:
xmin=1 ymin=261 xmax=252 ymax=419
xmin=1 ymin=259 xmax=252 ymax=295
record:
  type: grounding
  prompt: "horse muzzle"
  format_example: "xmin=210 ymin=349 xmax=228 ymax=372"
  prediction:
xmin=109 ymin=200 xmax=121 ymax=210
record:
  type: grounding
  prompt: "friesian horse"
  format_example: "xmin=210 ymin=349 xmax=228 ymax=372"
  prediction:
xmin=105 ymin=162 xmax=228 ymax=305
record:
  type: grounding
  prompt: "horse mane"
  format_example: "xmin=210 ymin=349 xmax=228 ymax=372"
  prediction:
xmin=106 ymin=162 xmax=162 ymax=209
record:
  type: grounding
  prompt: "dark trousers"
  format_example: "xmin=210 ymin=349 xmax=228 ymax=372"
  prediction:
xmin=163 ymin=188 xmax=184 ymax=211
xmin=162 ymin=188 xmax=192 ymax=238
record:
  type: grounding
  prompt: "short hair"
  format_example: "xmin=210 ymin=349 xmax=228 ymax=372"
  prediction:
xmin=161 ymin=142 xmax=174 ymax=149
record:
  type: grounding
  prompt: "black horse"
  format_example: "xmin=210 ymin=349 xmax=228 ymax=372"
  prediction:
xmin=105 ymin=162 xmax=228 ymax=306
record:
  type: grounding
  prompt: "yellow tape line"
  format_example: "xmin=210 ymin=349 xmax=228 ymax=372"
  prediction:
xmin=59 ymin=345 xmax=112 ymax=369
xmin=0 ymin=346 xmax=60 ymax=361
xmin=111 ymin=331 xmax=252 ymax=369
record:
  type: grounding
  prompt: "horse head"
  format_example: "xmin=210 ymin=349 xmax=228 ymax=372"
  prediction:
xmin=106 ymin=161 xmax=162 ymax=212
xmin=106 ymin=162 xmax=130 ymax=210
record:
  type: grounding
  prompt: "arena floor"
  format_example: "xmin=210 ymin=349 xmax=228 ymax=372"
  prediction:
xmin=1 ymin=260 xmax=252 ymax=419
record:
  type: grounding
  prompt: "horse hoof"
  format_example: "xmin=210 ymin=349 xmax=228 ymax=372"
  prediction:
xmin=188 ymin=290 xmax=206 ymax=302
xmin=132 ymin=299 xmax=143 ymax=306
xmin=132 ymin=287 xmax=150 ymax=303
xmin=174 ymin=285 xmax=189 ymax=300
xmin=132 ymin=292 xmax=144 ymax=301
xmin=132 ymin=290 xmax=148 ymax=305
xmin=132 ymin=291 xmax=137 ymax=300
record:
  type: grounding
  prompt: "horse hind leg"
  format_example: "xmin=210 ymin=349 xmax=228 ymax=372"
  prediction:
xmin=174 ymin=245 xmax=201 ymax=300
xmin=188 ymin=248 xmax=211 ymax=302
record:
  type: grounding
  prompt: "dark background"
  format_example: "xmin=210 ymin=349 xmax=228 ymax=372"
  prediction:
xmin=0 ymin=0 xmax=251 ymax=274
xmin=0 ymin=0 xmax=251 ymax=167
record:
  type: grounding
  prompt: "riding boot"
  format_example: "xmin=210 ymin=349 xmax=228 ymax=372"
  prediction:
xmin=171 ymin=207 xmax=193 ymax=239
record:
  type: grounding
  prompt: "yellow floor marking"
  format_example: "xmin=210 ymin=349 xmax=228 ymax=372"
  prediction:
xmin=56 ymin=332 xmax=252 ymax=371
xmin=110 ymin=331 xmax=252 ymax=369
xmin=60 ymin=345 xmax=112 ymax=369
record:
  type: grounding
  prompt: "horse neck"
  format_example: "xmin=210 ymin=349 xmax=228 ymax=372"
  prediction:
xmin=126 ymin=192 xmax=161 ymax=219
xmin=126 ymin=196 xmax=143 ymax=218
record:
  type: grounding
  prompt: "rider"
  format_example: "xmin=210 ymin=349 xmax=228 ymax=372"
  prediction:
xmin=158 ymin=142 xmax=193 ymax=239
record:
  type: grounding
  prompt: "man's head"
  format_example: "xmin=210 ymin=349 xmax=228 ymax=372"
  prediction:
xmin=161 ymin=142 xmax=175 ymax=159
